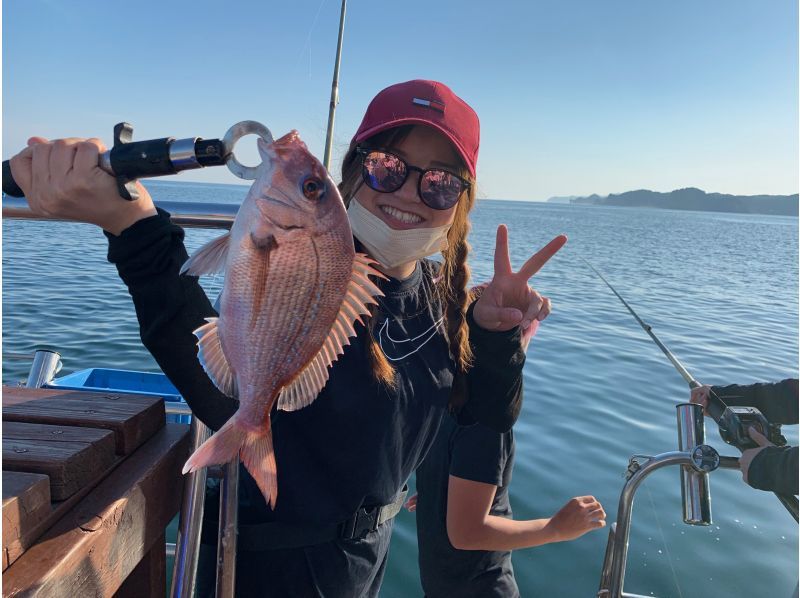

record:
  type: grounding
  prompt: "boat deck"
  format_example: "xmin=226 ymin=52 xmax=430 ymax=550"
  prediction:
xmin=2 ymin=386 xmax=189 ymax=597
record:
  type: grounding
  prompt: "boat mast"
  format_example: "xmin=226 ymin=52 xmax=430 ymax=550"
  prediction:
xmin=323 ymin=0 xmax=347 ymax=172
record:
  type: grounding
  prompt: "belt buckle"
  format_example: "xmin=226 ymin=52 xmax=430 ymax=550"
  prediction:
xmin=340 ymin=506 xmax=379 ymax=540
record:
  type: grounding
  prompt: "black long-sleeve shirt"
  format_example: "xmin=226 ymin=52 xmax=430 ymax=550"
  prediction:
xmin=712 ymin=379 xmax=798 ymax=495
xmin=106 ymin=209 xmax=526 ymax=526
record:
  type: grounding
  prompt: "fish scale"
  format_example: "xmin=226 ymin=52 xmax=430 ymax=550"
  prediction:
xmin=249 ymin=246 xmax=328 ymax=391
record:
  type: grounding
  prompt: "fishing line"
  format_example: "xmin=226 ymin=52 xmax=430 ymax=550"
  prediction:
xmin=293 ymin=0 xmax=329 ymax=77
xmin=644 ymin=482 xmax=685 ymax=598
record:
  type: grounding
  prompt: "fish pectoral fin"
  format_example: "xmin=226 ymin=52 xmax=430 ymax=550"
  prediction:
xmin=277 ymin=253 xmax=385 ymax=412
xmin=180 ymin=232 xmax=231 ymax=276
xmin=193 ymin=317 xmax=238 ymax=398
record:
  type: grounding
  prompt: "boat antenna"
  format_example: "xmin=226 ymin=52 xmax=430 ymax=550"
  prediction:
xmin=323 ymin=0 xmax=347 ymax=172
xmin=582 ymin=257 xmax=799 ymax=521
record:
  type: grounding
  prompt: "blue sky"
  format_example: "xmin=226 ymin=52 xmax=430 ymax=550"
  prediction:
xmin=3 ymin=0 xmax=797 ymax=200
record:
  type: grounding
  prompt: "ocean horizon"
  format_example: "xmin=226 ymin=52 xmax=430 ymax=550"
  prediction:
xmin=137 ymin=177 xmax=799 ymax=209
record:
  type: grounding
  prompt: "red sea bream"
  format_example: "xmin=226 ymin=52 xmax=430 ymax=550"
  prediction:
xmin=180 ymin=131 xmax=383 ymax=508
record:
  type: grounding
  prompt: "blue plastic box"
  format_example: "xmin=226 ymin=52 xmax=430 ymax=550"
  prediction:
xmin=47 ymin=368 xmax=191 ymax=424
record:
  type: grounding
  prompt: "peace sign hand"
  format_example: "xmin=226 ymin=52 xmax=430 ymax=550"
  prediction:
xmin=472 ymin=225 xmax=567 ymax=332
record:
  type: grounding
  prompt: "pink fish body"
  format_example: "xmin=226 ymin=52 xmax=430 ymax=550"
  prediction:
xmin=180 ymin=131 xmax=383 ymax=508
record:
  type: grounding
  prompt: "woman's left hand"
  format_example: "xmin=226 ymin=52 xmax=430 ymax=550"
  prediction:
xmin=472 ymin=225 xmax=567 ymax=332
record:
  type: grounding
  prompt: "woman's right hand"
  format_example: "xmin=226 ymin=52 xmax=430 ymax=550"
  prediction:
xmin=545 ymin=496 xmax=606 ymax=542
xmin=9 ymin=137 xmax=157 ymax=235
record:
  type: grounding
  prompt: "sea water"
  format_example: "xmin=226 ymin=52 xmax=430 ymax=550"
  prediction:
xmin=3 ymin=180 xmax=798 ymax=597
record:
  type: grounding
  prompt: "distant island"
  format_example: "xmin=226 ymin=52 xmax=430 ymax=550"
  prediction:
xmin=546 ymin=187 xmax=798 ymax=216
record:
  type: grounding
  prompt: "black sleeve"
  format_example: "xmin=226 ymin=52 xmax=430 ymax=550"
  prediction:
xmin=450 ymin=424 xmax=511 ymax=487
xmin=711 ymin=379 xmax=799 ymax=424
xmin=747 ymin=446 xmax=798 ymax=495
xmin=461 ymin=301 xmax=526 ymax=433
xmin=105 ymin=208 xmax=237 ymax=431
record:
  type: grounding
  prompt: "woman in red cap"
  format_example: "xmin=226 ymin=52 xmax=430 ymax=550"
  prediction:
xmin=10 ymin=80 xmax=565 ymax=597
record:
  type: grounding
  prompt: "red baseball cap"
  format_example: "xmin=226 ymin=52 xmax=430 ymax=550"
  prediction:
xmin=352 ymin=80 xmax=480 ymax=177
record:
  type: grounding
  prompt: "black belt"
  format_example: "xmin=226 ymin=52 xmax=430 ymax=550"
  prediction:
xmin=208 ymin=486 xmax=408 ymax=552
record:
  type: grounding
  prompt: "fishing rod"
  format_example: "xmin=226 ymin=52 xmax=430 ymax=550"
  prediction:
xmin=323 ymin=0 xmax=347 ymax=171
xmin=2 ymin=120 xmax=273 ymax=201
xmin=582 ymin=258 xmax=799 ymax=522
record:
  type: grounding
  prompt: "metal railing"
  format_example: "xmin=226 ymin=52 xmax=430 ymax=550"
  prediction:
xmin=596 ymin=404 xmax=741 ymax=598
xmin=216 ymin=459 xmax=239 ymax=596
xmin=3 ymin=196 xmax=238 ymax=229
xmin=5 ymin=352 xmax=35 ymax=361
xmin=170 ymin=419 xmax=212 ymax=598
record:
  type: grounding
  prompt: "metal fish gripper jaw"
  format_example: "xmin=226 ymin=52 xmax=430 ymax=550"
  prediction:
xmin=222 ymin=121 xmax=274 ymax=180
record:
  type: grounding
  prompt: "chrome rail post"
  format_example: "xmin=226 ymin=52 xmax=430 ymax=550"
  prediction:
xmin=597 ymin=521 xmax=617 ymax=594
xmin=598 ymin=445 xmax=722 ymax=598
xmin=676 ymin=403 xmax=712 ymax=525
xmin=215 ymin=458 xmax=240 ymax=597
xmin=170 ymin=418 xmax=211 ymax=598
xmin=25 ymin=349 xmax=61 ymax=388
xmin=599 ymin=451 xmax=695 ymax=598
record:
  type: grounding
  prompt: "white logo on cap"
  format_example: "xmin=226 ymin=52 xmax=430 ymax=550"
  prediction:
xmin=412 ymin=97 xmax=445 ymax=113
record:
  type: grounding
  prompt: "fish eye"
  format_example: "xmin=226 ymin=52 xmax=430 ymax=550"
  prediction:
xmin=302 ymin=177 xmax=325 ymax=201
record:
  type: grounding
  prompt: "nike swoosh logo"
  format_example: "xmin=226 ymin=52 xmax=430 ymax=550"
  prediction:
xmin=377 ymin=317 xmax=444 ymax=362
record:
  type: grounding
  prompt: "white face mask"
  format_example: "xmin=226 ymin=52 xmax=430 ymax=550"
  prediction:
xmin=347 ymin=197 xmax=451 ymax=269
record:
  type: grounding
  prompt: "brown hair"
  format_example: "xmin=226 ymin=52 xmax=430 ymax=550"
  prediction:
xmin=338 ymin=126 xmax=477 ymax=411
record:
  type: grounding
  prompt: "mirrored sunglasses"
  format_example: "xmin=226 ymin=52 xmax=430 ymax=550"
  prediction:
xmin=357 ymin=148 xmax=470 ymax=210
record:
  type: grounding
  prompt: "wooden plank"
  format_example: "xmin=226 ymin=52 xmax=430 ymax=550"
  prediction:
xmin=2 ymin=452 xmax=128 ymax=570
xmin=114 ymin=532 xmax=166 ymax=598
xmin=3 ymin=422 xmax=116 ymax=501
xmin=3 ymin=423 xmax=190 ymax=598
xmin=2 ymin=472 xmax=51 ymax=572
xmin=2 ymin=387 xmax=165 ymax=455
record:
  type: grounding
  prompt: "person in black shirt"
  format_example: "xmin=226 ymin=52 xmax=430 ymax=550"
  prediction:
xmin=691 ymin=379 xmax=798 ymax=495
xmin=9 ymin=80 xmax=567 ymax=596
xmin=408 ymin=321 xmax=606 ymax=597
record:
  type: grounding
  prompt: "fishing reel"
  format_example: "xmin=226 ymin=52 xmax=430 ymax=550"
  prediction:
xmin=717 ymin=406 xmax=786 ymax=450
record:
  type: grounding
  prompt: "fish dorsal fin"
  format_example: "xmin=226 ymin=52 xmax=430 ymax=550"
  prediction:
xmin=277 ymin=253 xmax=385 ymax=411
xmin=194 ymin=317 xmax=238 ymax=398
xmin=180 ymin=232 xmax=232 ymax=276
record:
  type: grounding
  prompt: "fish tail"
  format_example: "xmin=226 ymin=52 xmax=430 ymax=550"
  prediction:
xmin=240 ymin=424 xmax=278 ymax=510
xmin=182 ymin=415 xmax=278 ymax=509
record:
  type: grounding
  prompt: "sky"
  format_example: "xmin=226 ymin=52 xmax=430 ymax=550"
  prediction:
xmin=2 ymin=0 xmax=798 ymax=201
